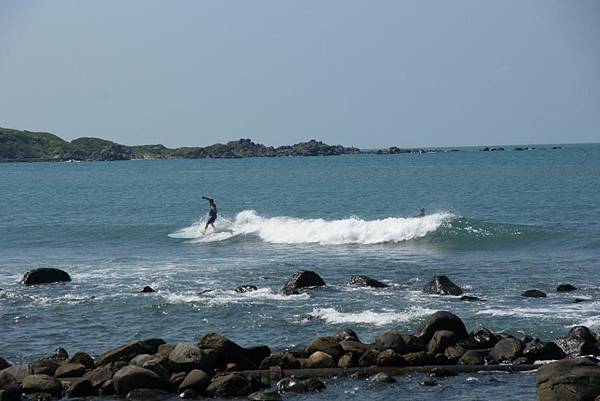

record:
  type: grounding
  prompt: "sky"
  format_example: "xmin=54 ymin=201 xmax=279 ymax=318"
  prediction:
xmin=0 ymin=1 xmax=599 ymax=148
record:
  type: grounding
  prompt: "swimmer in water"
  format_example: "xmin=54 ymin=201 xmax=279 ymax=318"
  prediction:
xmin=202 ymin=196 xmax=217 ymax=232
xmin=416 ymin=208 xmax=426 ymax=217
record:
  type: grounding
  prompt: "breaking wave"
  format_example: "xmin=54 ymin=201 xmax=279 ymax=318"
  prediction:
xmin=309 ymin=306 xmax=436 ymax=326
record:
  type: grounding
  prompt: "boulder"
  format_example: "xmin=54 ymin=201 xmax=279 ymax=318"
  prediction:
xmin=423 ymin=276 xmax=463 ymax=296
xmin=125 ymin=388 xmax=170 ymax=401
xmin=140 ymin=339 xmax=166 ymax=353
xmin=305 ymin=351 xmax=335 ymax=368
xmin=337 ymin=353 xmax=358 ymax=368
xmin=402 ymin=351 xmax=435 ymax=366
xmin=65 ymin=378 xmax=94 ymax=397
xmin=0 ymin=358 xmax=10 ymax=371
xmin=335 ymin=329 xmax=360 ymax=343
xmin=21 ymin=375 xmax=62 ymax=396
xmin=141 ymin=358 xmax=170 ymax=382
xmin=54 ymin=348 xmax=68 ymax=360
xmin=347 ymin=275 xmax=388 ymax=288
xmin=376 ymin=349 xmax=406 ymax=367
xmin=2 ymin=364 xmax=32 ymax=382
xmin=370 ymin=372 xmax=396 ymax=383
xmin=96 ymin=341 xmax=153 ymax=366
xmin=83 ymin=365 xmax=116 ymax=390
xmin=32 ymin=358 xmax=60 ymax=376
xmin=568 ymin=326 xmax=597 ymax=343
xmin=54 ymin=363 xmax=86 ymax=378
xmin=415 ymin=311 xmax=468 ymax=342
xmin=242 ymin=345 xmax=271 ymax=367
xmin=468 ymin=327 xmax=498 ymax=348
xmin=178 ymin=369 xmax=209 ymax=393
xmin=198 ymin=332 xmax=245 ymax=366
xmin=374 ymin=331 xmax=407 ymax=353
xmin=68 ymin=352 xmax=95 ymax=370
xmin=140 ymin=286 xmax=155 ymax=293
xmin=402 ymin=335 xmax=426 ymax=353
xmin=522 ymin=340 xmax=565 ymax=361
xmin=557 ymin=284 xmax=577 ymax=292
xmin=443 ymin=345 xmax=467 ymax=361
xmin=234 ymin=285 xmax=257 ymax=293
xmin=281 ymin=271 xmax=325 ymax=295
xmin=99 ymin=379 xmax=115 ymax=395
xmin=489 ymin=338 xmax=523 ymax=362
xmin=305 ymin=337 xmax=343 ymax=360
xmin=358 ymin=349 xmax=379 ymax=367
xmin=522 ymin=289 xmax=546 ymax=298
xmin=340 ymin=341 xmax=372 ymax=355
xmin=276 ymin=377 xmax=325 ymax=393
xmin=427 ymin=330 xmax=457 ymax=354
xmin=21 ymin=268 xmax=71 ymax=286
xmin=259 ymin=353 xmax=301 ymax=370
xmin=554 ymin=337 xmax=600 ymax=358
xmin=129 ymin=354 xmax=154 ymax=367
xmin=156 ymin=343 xmax=176 ymax=357
xmin=169 ymin=372 xmax=187 ymax=389
xmin=168 ymin=342 xmax=218 ymax=372
xmin=537 ymin=357 xmax=600 ymax=401
xmin=457 ymin=350 xmax=486 ymax=365
xmin=206 ymin=374 xmax=256 ymax=397
xmin=112 ymin=366 xmax=166 ymax=396
xmin=0 ymin=371 xmax=20 ymax=400
xmin=248 ymin=389 xmax=282 ymax=400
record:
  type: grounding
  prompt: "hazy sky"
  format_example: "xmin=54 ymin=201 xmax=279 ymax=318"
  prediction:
xmin=1 ymin=1 xmax=599 ymax=148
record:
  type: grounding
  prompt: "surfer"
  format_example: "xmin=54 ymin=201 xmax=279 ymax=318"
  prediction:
xmin=416 ymin=208 xmax=426 ymax=217
xmin=202 ymin=196 xmax=217 ymax=232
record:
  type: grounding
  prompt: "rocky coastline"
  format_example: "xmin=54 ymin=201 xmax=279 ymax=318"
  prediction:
xmin=3 ymin=269 xmax=600 ymax=400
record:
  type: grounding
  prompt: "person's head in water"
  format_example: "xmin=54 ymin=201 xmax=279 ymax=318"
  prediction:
xmin=418 ymin=208 xmax=426 ymax=217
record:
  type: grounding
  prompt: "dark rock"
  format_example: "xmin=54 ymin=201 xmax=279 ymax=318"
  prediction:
xmin=376 ymin=349 xmax=406 ymax=367
xmin=53 ymin=348 xmax=68 ymax=360
xmin=489 ymin=338 xmax=523 ymax=362
xmin=2 ymin=364 xmax=32 ymax=382
xmin=432 ymin=353 xmax=450 ymax=365
xmin=512 ymin=356 xmax=531 ymax=365
xmin=242 ymin=346 xmax=271 ymax=367
xmin=337 ymin=353 xmax=358 ymax=368
xmin=522 ymin=289 xmax=547 ymax=298
xmin=537 ymin=357 xmax=600 ymax=401
xmin=305 ymin=336 xmax=343 ymax=360
xmin=178 ymin=389 xmax=198 ymax=399
xmin=21 ymin=393 xmax=54 ymax=401
xmin=125 ymin=388 xmax=170 ymax=401
xmin=21 ymin=375 xmax=62 ymax=396
xmin=235 ymin=285 xmax=258 ymax=293
xmin=429 ymin=367 xmax=458 ymax=378
xmin=415 ymin=311 xmax=468 ymax=342
xmin=427 ymin=330 xmax=457 ymax=354
xmin=248 ymin=389 xmax=282 ymax=400
xmin=82 ymin=365 xmax=116 ymax=390
xmin=358 ymin=349 xmax=380 ymax=367
xmin=276 ymin=377 xmax=324 ymax=393
xmin=568 ymin=326 xmax=597 ymax=343
xmin=335 ymin=329 xmax=360 ymax=342
xmin=170 ymin=372 xmax=187 ymax=389
xmin=206 ymin=374 xmax=256 ymax=397
xmin=258 ymin=353 xmax=301 ymax=370
xmin=468 ymin=327 xmax=497 ymax=348
xmin=457 ymin=350 xmax=486 ymax=365
xmin=54 ymin=363 xmax=86 ymax=378
xmin=31 ymin=359 xmax=60 ymax=376
xmin=303 ymin=378 xmax=326 ymax=392
xmin=374 ymin=331 xmax=407 ymax=353
xmin=96 ymin=341 xmax=153 ymax=366
xmin=306 ymin=351 xmax=335 ymax=368
xmin=112 ymin=366 xmax=167 ymax=396
xmin=168 ymin=342 xmax=218 ymax=372
xmin=557 ymin=284 xmax=577 ymax=292
xmin=68 ymin=353 xmax=95 ymax=370
xmin=98 ymin=379 xmax=115 ymax=396
xmin=460 ymin=295 xmax=481 ymax=302
xmin=178 ymin=369 xmax=209 ymax=393
xmin=420 ymin=379 xmax=437 ymax=386
xmin=554 ymin=337 xmax=600 ymax=358
xmin=140 ymin=339 xmax=166 ymax=353
xmin=0 ymin=358 xmax=10 ymax=371
xmin=140 ymin=286 xmax=155 ymax=293
xmin=198 ymin=332 xmax=245 ymax=366
xmin=21 ymin=268 xmax=71 ymax=286
xmin=574 ymin=298 xmax=587 ymax=303
xmin=402 ymin=351 xmax=435 ymax=366
xmin=65 ymin=378 xmax=94 ymax=397
xmin=423 ymin=276 xmax=463 ymax=296
xmin=339 ymin=340 xmax=372 ymax=355
xmin=281 ymin=271 xmax=325 ymax=295
xmin=402 ymin=335 xmax=426 ymax=353
xmin=347 ymin=275 xmax=388 ymax=288
xmin=370 ymin=372 xmax=396 ymax=383
xmin=0 ymin=371 xmax=20 ymax=401
xmin=444 ymin=345 xmax=467 ymax=361
xmin=141 ymin=358 xmax=170 ymax=382
xmin=522 ymin=340 xmax=565 ymax=361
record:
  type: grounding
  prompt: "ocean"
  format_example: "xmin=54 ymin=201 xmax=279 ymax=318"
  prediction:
xmin=1 ymin=143 xmax=599 ymax=400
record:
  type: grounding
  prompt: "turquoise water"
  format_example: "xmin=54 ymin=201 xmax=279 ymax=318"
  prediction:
xmin=1 ymin=144 xmax=599 ymax=399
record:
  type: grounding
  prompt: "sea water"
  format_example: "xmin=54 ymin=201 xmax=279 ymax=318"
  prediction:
xmin=1 ymin=144 xmax=599 ymax=400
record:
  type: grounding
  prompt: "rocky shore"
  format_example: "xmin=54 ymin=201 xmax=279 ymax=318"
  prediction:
xmin=3 ymin=269 xmax=600 ymax=400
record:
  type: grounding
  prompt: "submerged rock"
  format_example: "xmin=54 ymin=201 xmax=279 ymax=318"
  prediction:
xmin=140 ymin=286 xmax=155 ymax=293
xmin=248 ymin=389 xmax=282 ymax=400
xmin=370 ymin=372 xmax=396 ymax=383
xmin=235 ymin=285 xmax=258 ymax=293
xmin=423 ymin=275 xmax=463 ymax=296
xmin=347 ymin=275 xmax=388 ymax=288
xmin=281 ymin=271 xmax=325 ymax=295
xmin=21 ymin=268 xmax=71 ymax=286
xmin=522 ymin=289 xmax=546 ymax=298
xmin=556 ymin=284 xmax=577 ymax=292
xmin=460 ymin=295 xmax=481 ymax=302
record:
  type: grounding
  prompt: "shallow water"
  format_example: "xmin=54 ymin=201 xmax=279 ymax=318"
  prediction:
xmin=1 ymin=144 xmax=599 ymax=399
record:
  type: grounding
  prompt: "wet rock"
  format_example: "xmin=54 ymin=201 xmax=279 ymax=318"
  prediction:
xmin=68 ymin=352 xmax=95 ymax=370
xmin=554 ymin=337 xmax=600 ymax=358
xmin=54 ymin=363 xmax=86 ymax=378
xmin=206 ymin=374 xmax=256 ymax=397
xmin=0 ymin=371 xmax=20 ymax=401
xmin=168 ymin=342 xmax=218 ymax=372
xmin=235 ymin=285 xmax=258 ymax=293
xmin=420 ymin=378 xmax=437 ymax=386
xmin=125 ymin=388 xmax=170 ymax=401
xmin=415 ymin=311 xmax=468 ymax=342
xmin=358 ymin=349 xmax=380 ymax=367
xmin=82 ymin=365 xmax=116 ymax=391
xmin=112 ymin=366 xmax=167 ymax=396
xmin=259 ymin=353 xmax=301 ymax=370
xmin=281 ymin=271 xmax=325 ymax=295
xmin=337 ymin=353 xmax=358 ymax=368
xmin=370 ymin=372 xmax=396 ymax=383
xmin=276 ymin=377 xmax=325 ymax=393
xmin=374 ymin=331 xmax=407 ymax=353
xmin=99 ymin=379 xmax=115 ymax=396
xmin=522 ymin=340 xmax=565 ymax=361
xmin=140 ymin=286 xmax=155 ymax=293
xmin=198 ymin=332 xmax=246 ymax=366
xmin=568 ymin=326 xmax=597 ymax=343
xmin=347 ymin=275 xmax=388 ymax=288
xmin=0 ymin=358 xmax=10 ymax=371
xmin=169 ymin=372 xmax=187 ymax=389
xmin=178 ymin=369 xmax=209 ymax=393
xmin=21 ymin=375 xmax=62 ymax=396
xmin=306 ymin=351 xmax=335 ymax=368
xmin=468 ymin=327 xmax=497 ymax=348
xmin=303 ymin=378 xmax=326 ymax=392
xmin=427 ymin=330 xmax=457 ymax=354
xmin=53 ymin=348 xmax=68 ymax=360
xmin=460 ymin=295 xmax=481 ymax=302
xmin=335 ymin=329 xmax=360 ymax=342
xmin=21 ymin=268 xmax=71 ymax=286
xmin=96 ymin=341 xmax=153 ymax=366
xmin=522 ymin=289 xmax=546 ymax=298
xmin=512 ymin=356 xmax=531 ymax=365
xmin=429 ymin=367 xmax=458 ymax=378
xmin=178 ymin=389 xmax=198 ymax=399
xmin=403 ymin=351 xmax=435 ymax=366
xmin=402 ymin=335 xmax=426 ymax=353
xmin=376 ymin=349 xmax=406 ymax=367
xmin=574 ymin=298 xmax=587 ymax=303
xmin=458 ymin=350 xmax=486 ymax=365
xmin=489 ymin=338 xmax=523 ymax=362
xmin=556 ymin=284 xmax=577 ymax=292
xmin=248 ymin=389 xmax=282 ymax=400
xmin=444 ymin=345 xmax=467 ymax=362
xmin=305 ymin=336 xmax=343 ymax=360
xmin=423 ymin=275 xmax=463 ymax=296
xmin=339 ymin=340 xmax=372 ymax=355
xmin=242 ymin=345 xmax=271 ymax=367
xmin=65 ymin=378 xmax=93 ymax=397
xmin=537 ymin=357 xmax=600 ymax=401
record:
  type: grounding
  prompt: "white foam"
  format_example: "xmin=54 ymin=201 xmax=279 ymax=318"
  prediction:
xmin=310 ymin=306 xmax=436 ymax=326
xmin=163 ymin=288 xmax=309 ymax=306
xmin=169 ymin=210 xmax=453 ymax=245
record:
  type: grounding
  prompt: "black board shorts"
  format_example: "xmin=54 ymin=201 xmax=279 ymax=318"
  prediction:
xmin=207 ymin=215 xmax=217 ymax=224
